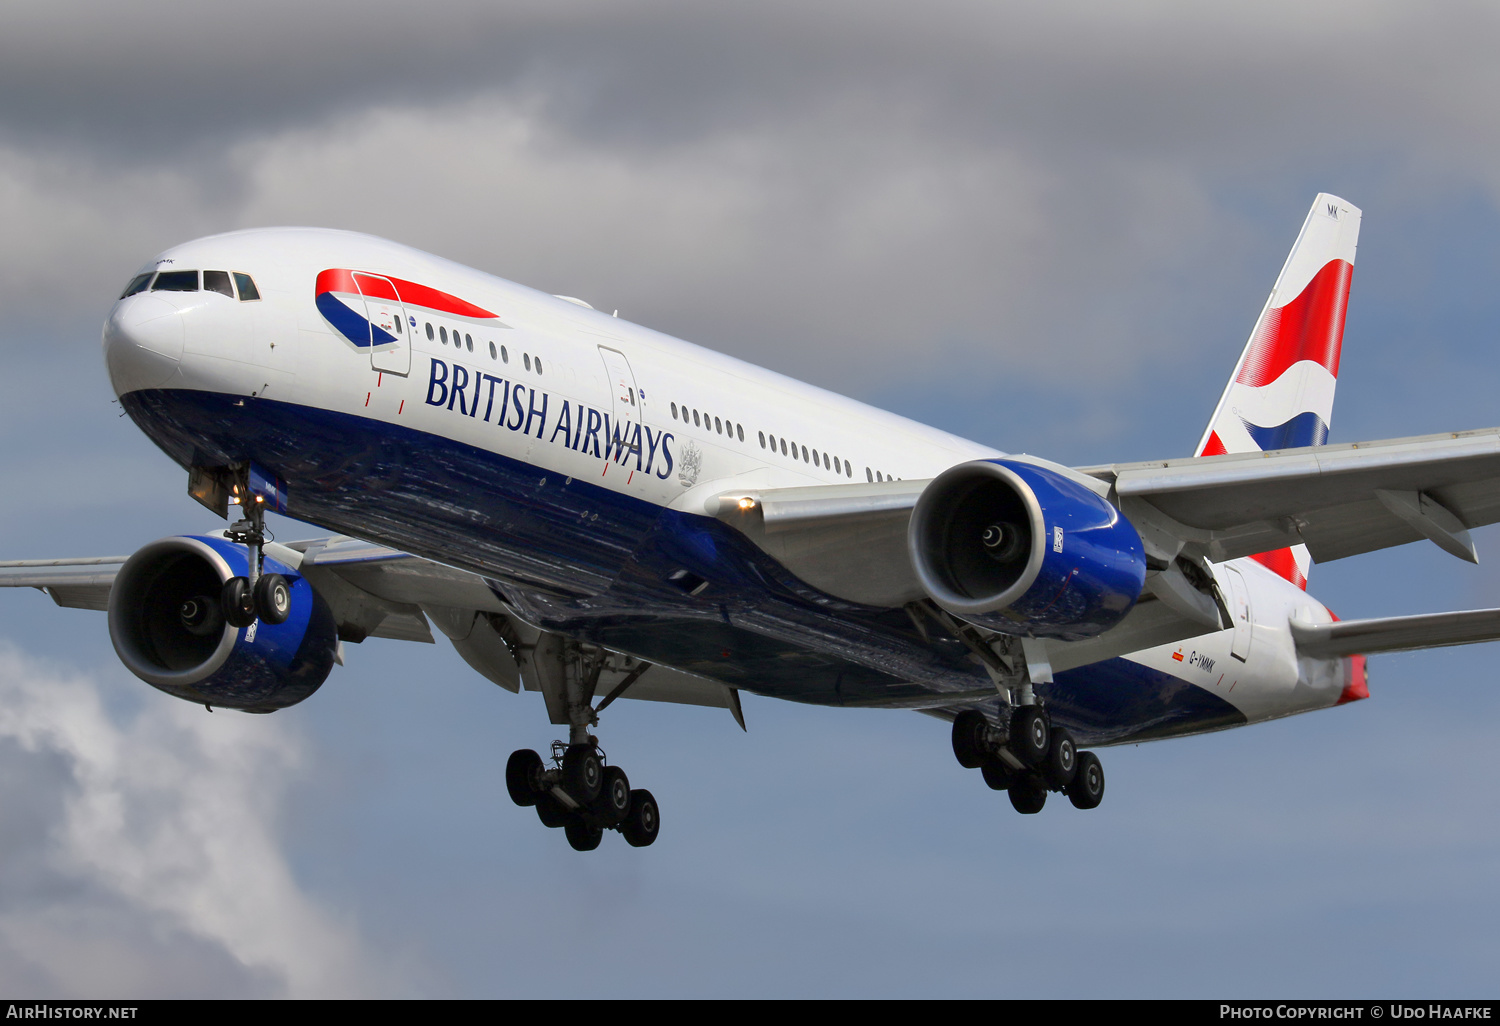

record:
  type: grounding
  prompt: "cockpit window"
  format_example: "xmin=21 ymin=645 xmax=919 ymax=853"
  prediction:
xmin=152 ymin=270 xmax=199 ymax=292
xmin=119 ymin=273 xmax=154 ymax=299
xmin=203 ymin=270 xmax=234 ymax=297
xmin=232 ymin=272 xmax=260 ymax=301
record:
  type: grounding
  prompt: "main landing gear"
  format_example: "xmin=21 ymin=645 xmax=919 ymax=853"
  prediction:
xmin=505 ymin=742 xmax=660 ymax=850
xmin=952 ymin=707 xmax=1105 ymax=814
xmin=504 ymin=634 xmax=661 ymax=851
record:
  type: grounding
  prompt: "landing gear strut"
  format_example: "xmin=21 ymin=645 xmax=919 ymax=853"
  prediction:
xmin=504 ymin=634 xmax=661 ymax=850
xmin=951 ymin=707 xmax=1105 ymax=815
xmin=219 ymin=468 xmax=289 ymax=629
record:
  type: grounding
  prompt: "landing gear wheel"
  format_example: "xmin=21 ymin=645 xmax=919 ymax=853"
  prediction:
xmin=254 ymin=573 xmax=291 ymax=625
xmin=563 ymin=744 xmax=603 ymax=804
xmin=505 ymin=749 xmax=545 ymax=807
xmin=1008 ymin=777 xmax=1047 ymax=814
xmin=1068 ymin=751 xmax=1105 ymax=810
xmin=981 ymin=755 xmax=1016 ymax=791
xmin=1043 ymin=728 xmax=1077 ymax=790
xmin=621 ymin=788 xmax=660 ymax=847
xmin=951 ymin=710 xmax=990 ymax=769
xmin=593 ymin=765 xmax=632 ymax=826
xmin=564 ymin=819 xmax=603 ymax=851
xmin=220 ymin=576 xmax=257 ymax=628
xmin=1010 ymin=706 xmax=1050 ymax=766
xmin=535 ymin=793 xmax=575 ymax=829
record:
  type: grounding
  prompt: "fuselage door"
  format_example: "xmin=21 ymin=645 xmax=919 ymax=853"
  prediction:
xmin=597 ymin=346 xmax=641 ymax=464
xmin=1222 ymin=564 xmax=1253 ymax=662
xmin=355 ymin=272 xmax=411 ymax=376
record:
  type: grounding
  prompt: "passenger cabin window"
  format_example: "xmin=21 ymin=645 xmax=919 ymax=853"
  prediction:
xmin=524 ymin=353 xmax=532 ymax=371
xmin=693 ymin=410 xmax=701 ymax=427
xmin=489 ymin=341 xmax=497 ymax=359
xmin=465 ymin=333 xmax=474 ymax=352
xmin=536 ymin=358 xmax=543 ymax=374
xmin=501 ymin=346 xmax=509 ymax=363
xmin=119 ymin=273 xmax=154 ymax=299
xmin=153 ymin=270 xmax=199 ymax=292
xmin=440 ymin=326 xmax=449 ymax=344
xmin=203 ymin=270 xmax=233 ymax=297
xmin=232 ymin=272 xmax=260 ymax=301
xmin=672 ymin=403 xmax=680 ymax=420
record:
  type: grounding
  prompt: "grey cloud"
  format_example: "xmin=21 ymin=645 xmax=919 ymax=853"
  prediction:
xmin=0 ymin=647 xmax=386 ymax=997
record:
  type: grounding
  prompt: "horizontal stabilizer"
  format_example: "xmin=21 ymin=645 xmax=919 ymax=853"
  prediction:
xmin=1291 ymin=607 xmax=1500 ymax=658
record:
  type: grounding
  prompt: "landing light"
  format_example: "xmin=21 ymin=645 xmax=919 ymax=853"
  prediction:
xmin=738 ymin=497 xmax=757 ymax=511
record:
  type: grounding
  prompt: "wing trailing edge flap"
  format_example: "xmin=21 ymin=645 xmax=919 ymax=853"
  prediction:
xmin=423 ymin=602 xmax=737 ymax=711
xmin=1291 ymin=607 xmax=1500 ymax=659
xmin=0 ymin=557 xmax=127 ymax=611
xmin=1083 ymin=426 xmax=1500 ymax=567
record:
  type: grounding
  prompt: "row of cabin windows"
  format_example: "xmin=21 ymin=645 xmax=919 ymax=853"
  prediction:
xmin=670 ymin=402 xmax=744 ymax=443
xmin=665 ymin=402 xmax=895 ymax=482
xmin=120 ymin=270 xmax=260 ymax=301
xmin=424 ymin=322 xmax=542 ymax=374
xmin=757 ymin=429 xmax=854 ymax=478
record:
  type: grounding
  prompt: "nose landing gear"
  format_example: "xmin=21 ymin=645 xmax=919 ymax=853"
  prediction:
xmin=951 ymin=707 xmax=1105 ymax=815
xmin=219 ymin=467 xmax=291 ymax=628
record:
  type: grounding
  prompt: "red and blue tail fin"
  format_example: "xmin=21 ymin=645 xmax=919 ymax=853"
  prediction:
xmin=1196 ymin=194 xmax=1362 ymax=589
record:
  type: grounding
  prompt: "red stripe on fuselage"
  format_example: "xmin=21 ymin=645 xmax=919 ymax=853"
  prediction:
xmin=314 ymin=268 xmax=497 ymax=319
xmin=1237 ymin=259 xmax=1352 ymax=388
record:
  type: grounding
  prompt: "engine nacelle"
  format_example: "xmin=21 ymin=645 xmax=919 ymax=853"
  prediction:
xmin=107 ymin=535 xmax=338 ymax=712
xmin=909 ymin=459 xmax=1146 ymax=640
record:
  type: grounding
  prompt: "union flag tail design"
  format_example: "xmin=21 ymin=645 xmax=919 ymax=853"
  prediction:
xmin=1196 ymin=194 xmax=1362 ymax=589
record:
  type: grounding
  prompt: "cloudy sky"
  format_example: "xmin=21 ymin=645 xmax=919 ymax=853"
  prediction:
xmin=2 ymin=0 xmax=1499 ymax=997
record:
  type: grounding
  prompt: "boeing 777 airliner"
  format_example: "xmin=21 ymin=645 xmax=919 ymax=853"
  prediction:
xmin=7 ymin=193 xmax=1500 ymax=851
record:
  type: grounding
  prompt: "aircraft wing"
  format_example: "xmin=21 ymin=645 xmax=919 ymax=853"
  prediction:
xmin=1082 ymin=426 xmax=1500 ymax=565
xmin=1291 ymin=607 xmax=1500 ymax=658
xmin=0 ymin=536 xmax=742 ymax=714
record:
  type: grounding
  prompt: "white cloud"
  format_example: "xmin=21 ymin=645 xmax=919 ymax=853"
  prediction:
xmin=0 ymin=645 xmax=382 ymax=997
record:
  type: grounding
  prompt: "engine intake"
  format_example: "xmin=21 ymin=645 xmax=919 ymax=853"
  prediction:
xmin=909 ymin=459 xmax=1146 ymax=640
xmin=107 ymin=535 xmax=338 ymax=712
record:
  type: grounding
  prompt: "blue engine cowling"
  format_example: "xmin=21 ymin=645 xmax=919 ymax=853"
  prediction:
xmin=908 ymin=459 xmax=1146 ymax=641
xmin=107 ymin=535 xmax=338 ymax=712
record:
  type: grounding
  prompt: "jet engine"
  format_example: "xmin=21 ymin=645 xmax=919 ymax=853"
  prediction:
xmin=107 ymin=535 xmax=338 ymax=712
xmin=908 ymin=459 xmax=1146 ymax=641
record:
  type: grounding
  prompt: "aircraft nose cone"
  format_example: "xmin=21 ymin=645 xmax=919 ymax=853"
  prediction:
xmin=103 ymin=294 xmax=184 ymax=395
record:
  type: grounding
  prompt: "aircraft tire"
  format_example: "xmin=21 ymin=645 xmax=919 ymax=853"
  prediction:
xmin=981 ymin=755 xmax=1015 ymax=791
xmin=535 ymin=792 xmax=575 ymax=829
xmin=951 ymin=710 xmax=990 ymax=769
xmin=1068 ymin=751 xmax=1105 ymax=810
xmin=563 ymin=743 xmax=603 ymax=804
xmin=592 ymin=765 xmax=632 ymax=826
xmin=220 ymin=576 xmax=257 ymax=628
xmin=621 ymin=788 xmax=660 ymax=847
xmin=505 ymin=749 xmax=545 ymax=807
xmin=564 ymin=819 xmax=603 ymax=851
xmin=254 ymin=573 xmax=291 ymax=625
xmin=1043 ymin=728 xmax=1078 ymax=790
xmin=1008 ymin=777 xmax=1047 ymax=814
xmin=1009 ymin=706 xmax=1050 ymax=766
